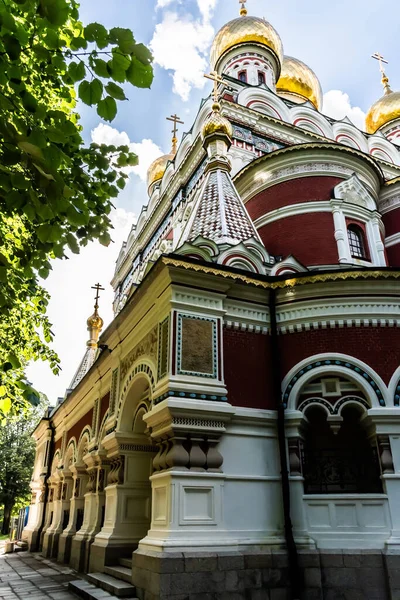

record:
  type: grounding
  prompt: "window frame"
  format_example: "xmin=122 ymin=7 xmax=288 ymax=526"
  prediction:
xmin=258 ymin=71 xmax=266 ymax=85
xmin=347 ymin=225 xmax=367 ymax=260
xmin=238 ymin=70 xmax=247 ymax=83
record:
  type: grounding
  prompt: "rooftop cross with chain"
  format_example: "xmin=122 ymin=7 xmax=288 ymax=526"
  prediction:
xmin=166 ymin=114 xmax=184 ymax=154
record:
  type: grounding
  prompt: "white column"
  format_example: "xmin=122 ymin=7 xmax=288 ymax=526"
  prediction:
xmin=367 ymin=214 xmax=387 ymax=266
xmin=331 ymin=200 xmax=350 ymax=263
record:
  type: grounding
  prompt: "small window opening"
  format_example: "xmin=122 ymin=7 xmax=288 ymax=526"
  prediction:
xmin=347 ymin=225 xmax=366 ymax=259
xmin=258 ymin=71 xmax=266 ymax=85
xmin=238 ymin=70 xmax=247 ymax=83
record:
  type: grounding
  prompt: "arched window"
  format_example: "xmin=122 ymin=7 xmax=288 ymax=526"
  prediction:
xmin=238 ymin=70 xmax=247 ymax=83
xmin=303 ymin=406 xmax=382 ymax=494
xmin=258 ymin=71 xmax=266 ymax=85
xmin=347 ymin=225 xmax=366 ymax=259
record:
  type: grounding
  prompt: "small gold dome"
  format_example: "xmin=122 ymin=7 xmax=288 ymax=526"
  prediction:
xmin=210 ymin=15 xmax=283 ymax=72
xmin=365 ymin=90 xmax=400 ymax=134
xmin=147 ymin=153 xmax=174 ymax=192
xmin=202 ymin=102 xmax=233 ymax=139
xmin=276 ymin=56 xmax=323 ymax=110
xmin=87 ymin=312 xmax=103 ymax=331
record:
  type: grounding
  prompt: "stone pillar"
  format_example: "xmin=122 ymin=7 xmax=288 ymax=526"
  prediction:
xmin=369 ymin=409 xmax=400 ymax=548
xmin=58 ymin=466 xmax=88 ymax=563
xmin=43 ymin=471 xmax=74 ymax=559
xmin=42 ymin=476 xmax=61 ymax=557
xmin=285 ymin=411 xmax=315 ymax=548
xmin=137 ymin=398 xmax=234 ymax=554
xmin=90 ymin=435 xmax=157 ymax=572
xmin=330 ymin=200 xmax=350 ymax=264
xmin=70 ymin=453 xmax=109 ymax=572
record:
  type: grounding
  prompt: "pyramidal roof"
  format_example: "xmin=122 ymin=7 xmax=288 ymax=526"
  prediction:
xmin=184 ymin=166 xmax=261 ymax=247
xmin=68 ymin=345 xmax=99 ymax=391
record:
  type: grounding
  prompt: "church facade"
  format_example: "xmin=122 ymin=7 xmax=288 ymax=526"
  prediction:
xmin=23 ymin=3 xmax=400 ymax=599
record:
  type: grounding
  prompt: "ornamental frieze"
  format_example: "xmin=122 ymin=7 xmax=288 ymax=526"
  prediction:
xmin=120 ymin=326 xmax=158 ymax=381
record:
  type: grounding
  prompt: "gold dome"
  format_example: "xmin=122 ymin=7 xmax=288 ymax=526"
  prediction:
xmin=365 ymin=89 xmax=400 ymax=134
xmin=87 ymin=312 xmax=103 ymax=331
xmin=202 ymin=102 xmax=233 ymax=139
xmin=147 ymin=153 xmax=174 ymax=192
xmin=276 ymin=56 xmax=323 ymax=110
xmin=210 ymin=15 xmax=283 ymax=72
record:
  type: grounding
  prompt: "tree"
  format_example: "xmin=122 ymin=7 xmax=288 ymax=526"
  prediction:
xmin=0 ymin=399 xmax=47 ymax=534
xmin=0 ymin=0 xmax=153 ymax=412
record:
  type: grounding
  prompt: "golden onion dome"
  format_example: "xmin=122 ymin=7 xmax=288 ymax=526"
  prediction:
xmin=210 ymin=15 xmax=283 ymax=73
xmin=87 ymin=312 xmax=103 ymax=331
xmin=202 ymin=102 xmax=233 ymax=139
xmin=276 ymin=56 xmax=323 ymax=110
xmin=365 ymin=86 xmax=400 ymax=134
xmin=146 ymin=153 xmax=174 ymax=192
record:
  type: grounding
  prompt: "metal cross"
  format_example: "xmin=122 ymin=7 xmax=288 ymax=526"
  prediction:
xmin=239 ymin=0 xmax=247 ymax=16
xmin=204 ymin=71 xmax=225 ymax=103
xmin=91 ymin=283 xmax=105 ymax=311
xmin=372 ymin=52 xmax=388 ymax=74
xmin=166 ymin=114 xmax=184 ymax=139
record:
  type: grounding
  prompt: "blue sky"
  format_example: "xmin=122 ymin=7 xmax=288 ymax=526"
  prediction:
xmin=27 ymin=0 xmax=400 ymax=403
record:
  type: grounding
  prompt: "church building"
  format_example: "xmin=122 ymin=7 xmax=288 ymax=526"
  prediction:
xmin=23 ymin=2 xmax=400 ymax=598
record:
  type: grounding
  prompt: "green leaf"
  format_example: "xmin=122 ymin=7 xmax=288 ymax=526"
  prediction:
xmin=68 ymin=61 xmax=86 ymax=83
xmin=20 ymin=90 xmax=38 ymax=113
xmin=117 ymin=177 xmax=126 ymax=190
xmin=66 ymin=233 xmax=80 ymax=254
xmin=97 ymin=96 xmax=117 ymax=122
xmin=109 ymin=27 xmax=136 ymax=54
xmin=67 ymin=205 xmax=88 ymax=226
xmin=99 ymin=232 xmax=111 ymax=246
xmin=126 ymin=57 xmax=153 ymax=89
xmin=131 ymin=43 xmax=153 ymax=66
xmin=39 ymin=0 xmax=69 ymax=26
xmin=0 ymin=398 xmax=12 ymax=414
xmin=3 ymin=34 xmax=21 ymax=60
xmin=84 ymin=22 xmax=108 ymax=48
xmin=11 ymin=173 xmax=29 ymax=190
xmin=37 ymin=224 xmax=53 ymax=243
xmin=105 ymin=82 xmax=127 ymax=100
xmin=93 ymin=58 xmax=109 ymax=78
xmin=110 ymin=51 xmax=130 ymax=83
xmin=78 ymin=79 xmax=103 ymax=106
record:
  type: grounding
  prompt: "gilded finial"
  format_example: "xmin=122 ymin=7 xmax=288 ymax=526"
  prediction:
xmin=239 ymin=0 xmax=248 ymax=16
xmin=372 ymin=52 xmax=393 ymax=96
xmin=87 ymin=283 xmax=104 ymax=346
xmin=166 ymin=114 xmax=184 ymax=154
xmin=202 ymin=71 xmax=233 ymax=140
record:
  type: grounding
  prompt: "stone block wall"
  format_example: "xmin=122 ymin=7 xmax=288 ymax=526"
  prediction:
xmin=132 ymin=549 xmax=400 ymax=600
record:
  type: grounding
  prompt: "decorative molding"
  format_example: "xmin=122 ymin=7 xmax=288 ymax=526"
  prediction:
xmin=283 ymin=358 xmax=385 ymax=408
xmin=157 ymin=317 xmax=170 ymax=381
xmin=385 ymin=232 xmax=400 ymax=248
xmin=154 ymin=389 xmax=228 ymax=405
xmin=120 ymin=327 xmax=158 ymax=382
xmin=109 ymin=368 xmax=119 ymax=415
xmin=224 ymin=321 xmax=268 ymax=334
xmin=297 ymin=394 xmax=370 ymax=415
xmin=176 ymin=313 xmax=218 ymax=379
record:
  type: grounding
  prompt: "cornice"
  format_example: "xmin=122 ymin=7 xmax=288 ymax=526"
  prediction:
xmin=385 ymin=232 xmax=400 ymax=248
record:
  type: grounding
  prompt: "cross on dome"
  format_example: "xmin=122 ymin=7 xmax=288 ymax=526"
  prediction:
xmin=371 ymin=52 xmax=392 ymax=95
xmin=91 ymin=282 xmax=104 ymax=315
xmin=239 ymin=0 xmax=248 ymax=17
xmin=166 ymin=114 xmax=184 ymax=154
xmin=204 ymin=71 xmax=225 ymax=103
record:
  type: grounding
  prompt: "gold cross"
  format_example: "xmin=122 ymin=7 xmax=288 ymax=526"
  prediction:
xmin=204 ymin=71 xmax=225 ymax=103
xmin=166 ymin=114 xmax=184 ymax=153
xmin=372 ymin=52 xmax=388 ymax=74
xmin=91 ymin=283 xmax=105 ymax=311
xmin=239 ymin=0 xmax=247 ymax=16
xmin=166 ymin=114 xmax=184 ymax=139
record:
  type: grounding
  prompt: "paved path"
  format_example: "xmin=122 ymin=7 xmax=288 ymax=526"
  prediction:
xmin=0 ymin=552 xmax=79 ymax=599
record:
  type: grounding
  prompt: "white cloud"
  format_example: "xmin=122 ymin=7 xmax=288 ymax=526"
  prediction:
xmin=156 ymin=0 xmax=175 ymax=7
xmin=323 ymin=90 xmax=366 ymax=131
xmin=27 ymin=207 xmax=136 ymax=403
xmin=91 ymin=124 xmax=163 ymax=181
xmin=150 ymin=1 xmax=218 ymax=101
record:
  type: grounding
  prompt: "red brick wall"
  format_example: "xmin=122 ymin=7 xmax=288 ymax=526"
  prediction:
xmin=382 ymin=207 xmax=400 ymax=238
xmin=386 ymin=243 xmax=400 ymax=267
xmin=99 ymin=392 xmax=110 ymax=427
xmin=223 ymin=328 xmax=274 ymax=409
xmin=66 ymin=408 xmax=93 ymax=447
xmin=258 ymin=212 xmax=338 ymax=266
xmin=246 ymin=176 xmax=343 ymax=221
xmin=279 ymin=327 xmax=400 ymax=385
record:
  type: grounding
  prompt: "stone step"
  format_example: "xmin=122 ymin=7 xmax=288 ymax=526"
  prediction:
xmin=87 ymin=572 xmax=136 ymax=598
xmin=104 ymin=565 xmax=132 ymax=583
xmin=118 ymin=558 xmax=132 ymax=569
xmin=69 ymin=579 xmax=138 ymax=599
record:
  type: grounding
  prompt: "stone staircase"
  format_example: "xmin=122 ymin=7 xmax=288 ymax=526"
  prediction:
xmin=69 ymin=557 xmax=138 ymax=599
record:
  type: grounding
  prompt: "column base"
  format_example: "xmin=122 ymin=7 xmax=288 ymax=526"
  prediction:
xmin=58 ymin=532 xmax=74 ymax=564
xmin=70 ymin=534 xmax=92 ymax=573
xmin=89 ymin=539 xmax=138 ymax=572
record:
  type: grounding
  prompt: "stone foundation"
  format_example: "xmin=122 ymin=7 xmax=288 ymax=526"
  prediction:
xmin=131 ymin=548 xmax=400 ymax=600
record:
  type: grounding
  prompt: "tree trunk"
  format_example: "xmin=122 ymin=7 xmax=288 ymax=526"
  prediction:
xmin=1 ymin=502 xmax=13 ymax=536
